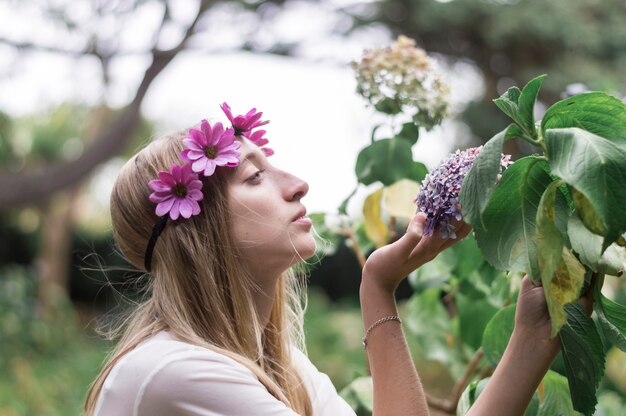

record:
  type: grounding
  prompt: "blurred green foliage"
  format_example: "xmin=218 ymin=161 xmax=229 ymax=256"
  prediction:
xmin=0 ymin=265 xmax=111 ymax=416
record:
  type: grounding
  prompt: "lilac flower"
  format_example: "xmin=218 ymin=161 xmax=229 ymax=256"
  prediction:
xmin=148 ymin=164 xmax=203 ymax=220
xmin=181 ymin=120 xmax=241 ymax=177
xmin=415 ymin=146 xmax=512 ymax=239
xmin=220 ymin=102 xmax=269 ymax=136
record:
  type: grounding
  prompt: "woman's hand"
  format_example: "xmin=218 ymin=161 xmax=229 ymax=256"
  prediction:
xmin=513 ymin=273 xmax=596 ymax=354
xmin=362 ymin=213 xmax=472 ymax=293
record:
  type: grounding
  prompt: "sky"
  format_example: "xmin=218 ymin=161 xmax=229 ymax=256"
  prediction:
xmin=0 ymin=0 xmax=484 ymax=219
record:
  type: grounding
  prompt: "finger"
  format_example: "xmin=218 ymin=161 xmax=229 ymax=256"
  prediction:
xmin=579 ymin=274 xmax=601 ymax=315
xmin=437 ymin=222 xmax=472 ymax=252
xmin=393 ymin=212 xmax=426 ymax=258
xmin=520 ymin=273 xmax=534 ymax=291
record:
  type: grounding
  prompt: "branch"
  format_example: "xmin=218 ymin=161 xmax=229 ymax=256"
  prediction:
xmin=450 ymin=347 xmax=484 ymax=409
xmin=0 ymin=37 xmax=94 ymax=57
xmin=0 ymin=0 xmax=215 ymax=209
xmin=424 ymin=348 xmax=485 ymax=414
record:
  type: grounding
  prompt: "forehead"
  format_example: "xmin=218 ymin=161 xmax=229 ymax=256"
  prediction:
xmin=236 ymin=138 xmax=266 ymax=166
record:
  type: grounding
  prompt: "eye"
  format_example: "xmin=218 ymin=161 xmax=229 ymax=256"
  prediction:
xmin=246 ymin=169 xmax=265 ymax=184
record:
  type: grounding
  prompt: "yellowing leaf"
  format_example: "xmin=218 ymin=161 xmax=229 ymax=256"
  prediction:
xmin=573 ymin=188 xmax=607 ymax=236
xmin=544 ymin=248 xmax=586 ymax=337
xmin=383 ymin=179 xmax=421 ymax=220
xmin=363 ymin=188 xmax=388 ymax=248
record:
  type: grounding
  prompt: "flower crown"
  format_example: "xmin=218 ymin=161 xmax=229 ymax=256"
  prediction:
xmin=143 ymin=102 xmax=272 ymax=271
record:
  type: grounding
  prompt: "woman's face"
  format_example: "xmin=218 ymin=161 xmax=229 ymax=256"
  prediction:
xmin=227 ymin=140 xmax=316 ymax=280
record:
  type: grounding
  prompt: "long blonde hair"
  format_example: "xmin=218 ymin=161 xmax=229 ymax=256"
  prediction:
xmin=85 ymin=132 xmax=312 ymax=415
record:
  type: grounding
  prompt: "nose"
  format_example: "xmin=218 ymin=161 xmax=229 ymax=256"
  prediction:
xmin=282 ymin=171 xmax=309 ymax=201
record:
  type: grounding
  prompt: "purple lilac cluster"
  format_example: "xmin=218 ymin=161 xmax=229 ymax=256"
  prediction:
xmin=415 ymin=146 xmax=512 ymax=239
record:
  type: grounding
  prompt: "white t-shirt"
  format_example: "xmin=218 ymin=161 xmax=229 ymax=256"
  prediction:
xmin=94 ymin=331 xmax=356 ymax=416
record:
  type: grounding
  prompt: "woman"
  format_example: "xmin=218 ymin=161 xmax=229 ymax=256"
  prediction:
xmin=86 ymin=103 xmax=577 ymax=416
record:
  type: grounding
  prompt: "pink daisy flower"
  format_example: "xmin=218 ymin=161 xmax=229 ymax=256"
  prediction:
xmin=244 ymin=129 xmax=269 ymax=147
xmin=244 ymin=129 xmax=274 ymax=156
xmin=148 ymin=164 xmax=203 ymax=220
xmin=181 ymin=120 xmax=241 ymax=176
xmin=220 ymin=102 xmax=269 ymax=136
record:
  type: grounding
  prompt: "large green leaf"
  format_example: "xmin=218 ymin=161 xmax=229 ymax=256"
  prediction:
xmin=594 ymin=282 xmax=626 ymax=352
xmin=559 ymin=303 xmax=605 ymax=416
xmin=457 ymin=293 xmax=499 ymax=350
xmin=459 ymin=128 xmax=507 ymax=229
xmin=355 ymin=138 xmax=414 ymax=185
xmin=407 ymin=161 xmax=428 ymax=183
xmin=568 ymin=215 xmax=626 ymax=276
xmin=541 ymin=92 xmax=626 ymax=142
xmin=481 ymin=304 xmax=515 ymax=367
xmin=545 ymin=127 xmax=626 ymax=251
xmin=404 ymin=288 xmax=455 ymax=364
xmin=474 ymin=156 xmax=563 ymax=278
xmin=537 ymin=370 xmax=580 ymax=416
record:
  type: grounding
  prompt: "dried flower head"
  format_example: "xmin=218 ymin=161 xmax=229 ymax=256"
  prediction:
xmin=351 ymin=35 xmax=450 ymax=130
xmin=416 ymin=147 xmax=512 ymax=239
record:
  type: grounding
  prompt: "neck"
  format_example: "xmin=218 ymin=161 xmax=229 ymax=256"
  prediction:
xmin=253 ymin=274 xmax=280 ymax=328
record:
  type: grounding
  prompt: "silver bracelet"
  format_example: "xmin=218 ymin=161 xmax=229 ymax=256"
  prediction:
xmin=362 ymin=315 xmax=402 ymax=349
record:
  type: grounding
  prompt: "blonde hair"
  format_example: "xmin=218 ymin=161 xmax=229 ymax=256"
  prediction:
xmin=85 ymin=132 xmax=312 ymax=415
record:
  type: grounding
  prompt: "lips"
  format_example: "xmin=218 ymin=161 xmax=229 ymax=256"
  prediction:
xmin=292 ymin=207 xmax=307 ymax=222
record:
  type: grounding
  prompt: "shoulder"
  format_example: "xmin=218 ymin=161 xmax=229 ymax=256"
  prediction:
xmin=97 ymin=332 xmax=285 ymax=416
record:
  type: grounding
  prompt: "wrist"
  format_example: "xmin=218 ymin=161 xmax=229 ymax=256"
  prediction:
xmin=360 ymin=271 xmax=397 ymax=300
xmin=509 ymin=327 xmax=560 ymax=361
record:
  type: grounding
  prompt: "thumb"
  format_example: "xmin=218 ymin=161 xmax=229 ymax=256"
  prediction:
xmin=393 ymin=212 xmax=426 ymax=257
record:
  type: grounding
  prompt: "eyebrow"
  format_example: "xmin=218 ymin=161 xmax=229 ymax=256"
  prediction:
xmin=235 ymin=152 xmax=263 ymax=171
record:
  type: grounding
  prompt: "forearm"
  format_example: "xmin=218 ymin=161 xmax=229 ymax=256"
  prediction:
xmin=360 ymin=278 xmax=429 ymax=416
xmin=466 ymin=330 xmax=559 ymax=416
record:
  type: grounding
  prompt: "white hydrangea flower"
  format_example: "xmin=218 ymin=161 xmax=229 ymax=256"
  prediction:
xmin=351 ymin=35 xmax=450 ymax=130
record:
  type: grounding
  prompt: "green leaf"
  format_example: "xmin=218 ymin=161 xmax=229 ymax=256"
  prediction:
xmin=405 ymin=288 xmax=455 ymax=364
xmin=537 ymin=370 xmax=579 ymax=416
xmin=407 ymin=161 xmax=428 ymax=183
xmin=457 ymin=377 xmax=539 ymax=416
xmin=339 ymin=376 xmax=373 ymax=415
xmin=459 ymin=128 xmax=508 ymax=229
xmin=594 ymin=282 xmax=626 ymax=352
xmin=541 ymin=92 xmax=626 ymax=142
xmin=545 ymin=127 xmax=626 ymax=251
xmin=396 ymin=122 xmax=420 ymax=145
xmin=517 ymin=74 xmax=546 ymax=139
xmin=493 ymin=86 xmax=522 ymax=121
xmin=568 ymin=214 xmax=626 ymax=276
xmin=355 ymin=138 xmax=414 ymax=185
xmin=374 ymin=97 xmax=402 ymax=115
xmin=481 ymin=304 xmax=515 ymax=367
xmin=457 ymin=293 xmax=499 ymax=350
xmin=544 ymin=248 xmax=586 ymax=337
xmin=505 ymin=123 xmax=525 ymax=140
xmin=559 ymin=303 xmax=605 ymax=416
xmin=474 ymin=156 xmax=565 ymax=278
xmin=493 ymin=75 xmax=545 ymax=140
xmin=536 ymin=179 xmax=567 ymax=286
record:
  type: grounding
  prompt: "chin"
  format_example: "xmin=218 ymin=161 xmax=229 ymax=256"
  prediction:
xmin=290 ymin=235 xmax=317 ymax=265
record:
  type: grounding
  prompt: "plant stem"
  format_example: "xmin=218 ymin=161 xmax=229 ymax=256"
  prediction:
xmin=450 ymin=348 xmax=484 ymax=409
xmin=341 ymin=222 xmax=366 ymax=269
